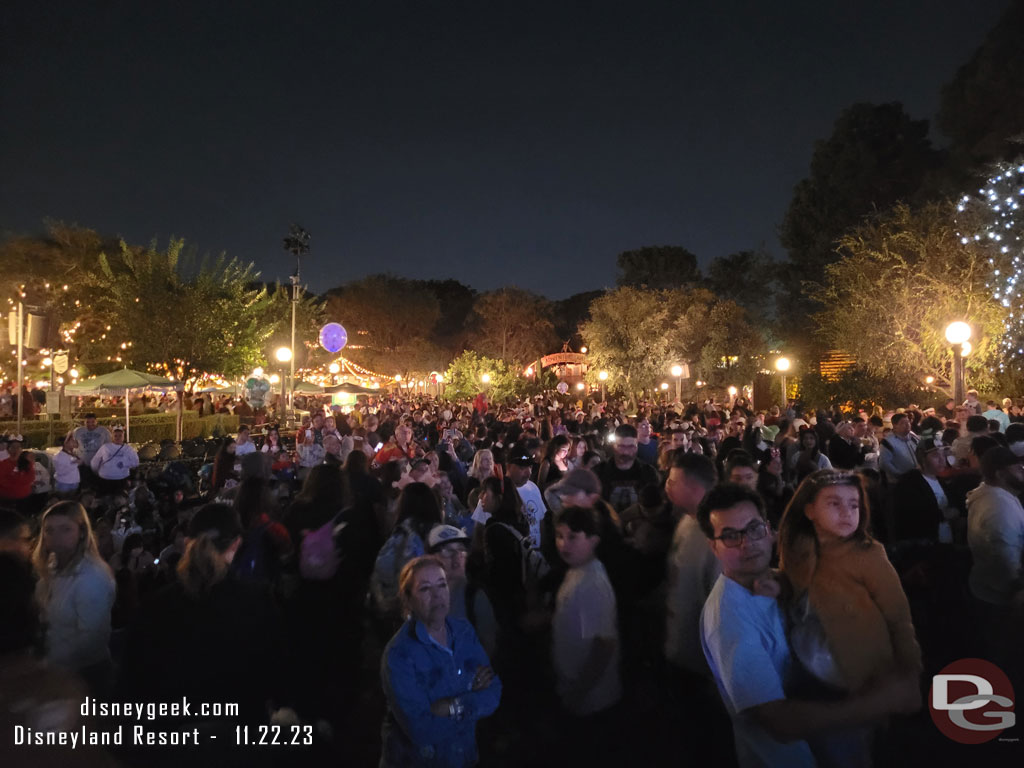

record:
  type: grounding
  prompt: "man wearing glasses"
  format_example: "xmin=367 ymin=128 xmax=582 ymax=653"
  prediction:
xmin=698 ymin=485 xmax=918 ymax=767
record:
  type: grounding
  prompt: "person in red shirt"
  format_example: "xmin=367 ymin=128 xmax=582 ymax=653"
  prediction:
xmin=0 ymin=437 xmax=35 ymax=502
xmin=374 ymin=424 xmax=416 ymax=466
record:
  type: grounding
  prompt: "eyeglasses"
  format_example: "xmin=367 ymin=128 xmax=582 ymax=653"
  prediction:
xmin=712 ymin=520 xmax=770 ymax=548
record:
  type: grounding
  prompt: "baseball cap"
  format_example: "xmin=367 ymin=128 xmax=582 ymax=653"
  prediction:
xmin=543 ymin=468 xmax=602 ymax=514
xmin=507 ymin=450 xmax=536 ymax=466
xmin=427 ymin=525 xmax=470 ymax=552
xmin=111 ymin=424 xmax=125 ymax=432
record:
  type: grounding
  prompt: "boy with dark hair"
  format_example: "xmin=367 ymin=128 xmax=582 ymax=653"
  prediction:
xmin=552 ymin=505 xmax=621 ymax=721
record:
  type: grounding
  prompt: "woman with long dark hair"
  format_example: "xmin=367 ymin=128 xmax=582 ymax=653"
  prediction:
xmin=120 ymin=504 xmax=284 ymax=751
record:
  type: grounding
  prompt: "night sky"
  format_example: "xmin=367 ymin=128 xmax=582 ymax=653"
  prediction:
xmin=1 ymin=1 xmax=1012 ymax=298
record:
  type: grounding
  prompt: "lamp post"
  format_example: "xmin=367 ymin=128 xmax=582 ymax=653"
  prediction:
xmin=944 ymin=322 xmax=972 ymax=406
xmin=670 ymin=364 xmax=683 ymax=403
xmin=598 ymin=370 xmax=608 ymax=402
xmin=775 ymin=356 xmax=791 ymax=407
xmin=283 ymin=225 xmax=310 ymax=427
xmin=275 ymin=346 xmax=293 ymax=422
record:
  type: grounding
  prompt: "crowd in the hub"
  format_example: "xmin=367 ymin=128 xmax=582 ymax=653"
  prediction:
xmin=1 ymin=387 xmax=1023 ymax=767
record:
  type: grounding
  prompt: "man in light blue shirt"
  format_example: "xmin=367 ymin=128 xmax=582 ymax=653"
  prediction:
xmin=982 ymin=400 xmax=1011 ymax=433
xmin=697 ymin=484 xmax=919 ymax=768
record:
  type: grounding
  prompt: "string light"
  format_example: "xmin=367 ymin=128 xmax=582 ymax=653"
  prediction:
xmin=955 ymin=161 xmax=1024 ymax=373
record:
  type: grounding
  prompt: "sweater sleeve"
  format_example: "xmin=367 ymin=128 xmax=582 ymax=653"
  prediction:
xmin=859 ymin=543 xmax=922 ymax=675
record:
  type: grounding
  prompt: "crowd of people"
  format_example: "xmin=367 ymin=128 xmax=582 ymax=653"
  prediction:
xmin=1 ymin=386 xmax=1023 ymax=767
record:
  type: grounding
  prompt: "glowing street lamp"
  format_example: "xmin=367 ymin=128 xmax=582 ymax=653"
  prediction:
xmin=670 ymin=364 xmax=683 ymax=402
xmin=580 ymin=346 xmax=588 ymax=354
xmin=598 ymin=369 xmax=608 ymax=401
xmin=576 ymin=382 xmax=585 ymax=392
xmin=275 ymin=347 xmax=292 ymax=363
xmin=69 ymin=368 xmax=79 ymax=379
xmin=328 ymin=362 xmax=340 ymax=374
xmin=728 ymin=385 xmax=738 ymax=398
xmin=944 ymin=322 xmax=972 ymax=405
xmin=775 ymin=357 xmax=791 ymax=406
xmin=481 ymin=373 xmax=491 ymax=384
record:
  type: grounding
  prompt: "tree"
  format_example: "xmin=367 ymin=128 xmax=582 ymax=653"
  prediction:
xmin=615 ymin=246 xmax=701 ymax=289
xmin=325 ymin=274 xmax=443 ymax=377
xmin=85 ymin=238 xmax=277 ymax=385
xmin=423 ymin=278 xmax=477 ymax=354
xmin=814 ymin=203 xmax=1005 ymax=395
xmin=704 ymin=250 xmax=779 ymax=323
xmin=470 ymin=287 xmax=558 ymax=365
xmin=580 ymin=287 xmax=685 ymax=403
xmin=444 ymin=351 xmax=520 ymax=403
xmin=780 ymin=103 xmax=942 ymax=337
xmin=937 ymin=1 xmax=1024 ymax=171
xmin=0 ymin=222 xmax=120 ymax=351
xmin=955 ymin=158 xmax=1024 ymax=381
xmin=553 ymin=290 xmax=604 ymax=345
xmin=675 ymin=293 xmax=767 ymax=389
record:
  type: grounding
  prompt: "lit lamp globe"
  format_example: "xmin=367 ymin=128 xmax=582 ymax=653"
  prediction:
xmin=269 ymin=374 xmax=280 ymax=384
xmin=395 ymin=374 xmax=402 ymax=382
xmin=670 ymin=365 xmax=683 ymax=378
xmin=436 ymin=373 xmax=444 ymax=383
xmin=775 ymin=357 xmax=791 ymax=373
xmin=728 ymin=386 xmax=738 ymax=396
xmin=576 ymin=382 xmax=585 ymax=391
xmin=944 ymin=322 xmax=972 ymax=345
xmin=598 ymin=370 xmax=609 ymax=381
xmin=252 ymin=367 xmax=265 ymax=378
xmin=69 ymin=369 xmax=79 ymax=379
xmin=42 ymin=357 xmax=53 ymax=367
xmin=481 ymin=373 xmax=491 ymax=384
xmin=328 ymin=362 xmax=340 ymax=374
xmin=660 ymin=383 xmax=669 ymax=391
xmin=275 ymin=347 xmax=292 ymax=363
xmin=580 ymin=346 xmax=588 ymax=354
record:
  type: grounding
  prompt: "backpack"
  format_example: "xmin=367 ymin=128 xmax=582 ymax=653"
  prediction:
xmin=299 ymin=515 xmax=347 ymax=581
xmin=370 ymin=521 xmax=422 ymax=616
xmin=495 ymin=522 xmax=551 ymax=588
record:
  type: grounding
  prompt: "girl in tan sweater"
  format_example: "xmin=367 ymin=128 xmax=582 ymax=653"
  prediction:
xmin=778 ymin=470 xmax=922 ymax=765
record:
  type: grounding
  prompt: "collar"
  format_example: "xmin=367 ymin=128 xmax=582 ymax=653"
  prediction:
xmin=412 ymin=617 xmax=455 ymax=655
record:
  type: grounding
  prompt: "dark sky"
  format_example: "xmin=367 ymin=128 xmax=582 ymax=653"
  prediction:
xmin=0 ymin=1 xmax=1012 ymax=298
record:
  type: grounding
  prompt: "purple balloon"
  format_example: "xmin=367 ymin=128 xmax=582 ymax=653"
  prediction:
xmin=319 ymin=323 xmax=348 ymax=353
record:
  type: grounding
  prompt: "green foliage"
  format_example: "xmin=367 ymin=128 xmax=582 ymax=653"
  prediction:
xmin=443 ymin=351 xmax=521 ymax=403
xmin=814 ymin=202 xmax=1006 ymax=394
xmin=469 ymin=287 xmax=558 ymax=365
xmin=615 ymin=246 xmax=701 ymax=289
xmin=779 ymin=103 xmax=941 ymax=340
xmin=580 ymin=286 xmax=766 ymax=403
xmin=84 ymin=239 xmax=276 ymax=383
xmin=797 ymin=367 xmax=933 ymax=412
xmin=325 ymin=274 xmax=445 ymax=377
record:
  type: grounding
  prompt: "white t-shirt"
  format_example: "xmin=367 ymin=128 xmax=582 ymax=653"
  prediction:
xmin=552 ymin=557 xmax=621 ymax=715
xmin=234 ymin=440 xmax=257 ymax=457
xmin=515 ymin=480 xmax=546 ymax=549
xmin=53 ymin=450 xmax=81 ymax=486
xmin=701 ymin=575 xmax=816 ymax=768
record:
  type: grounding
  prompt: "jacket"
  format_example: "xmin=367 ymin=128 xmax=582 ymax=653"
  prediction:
xmin=381 ymin=617 xmax=501 ymax=767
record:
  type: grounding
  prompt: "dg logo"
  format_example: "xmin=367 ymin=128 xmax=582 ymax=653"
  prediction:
xmin=929 ymin=658 xmax=1016 ymax=744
